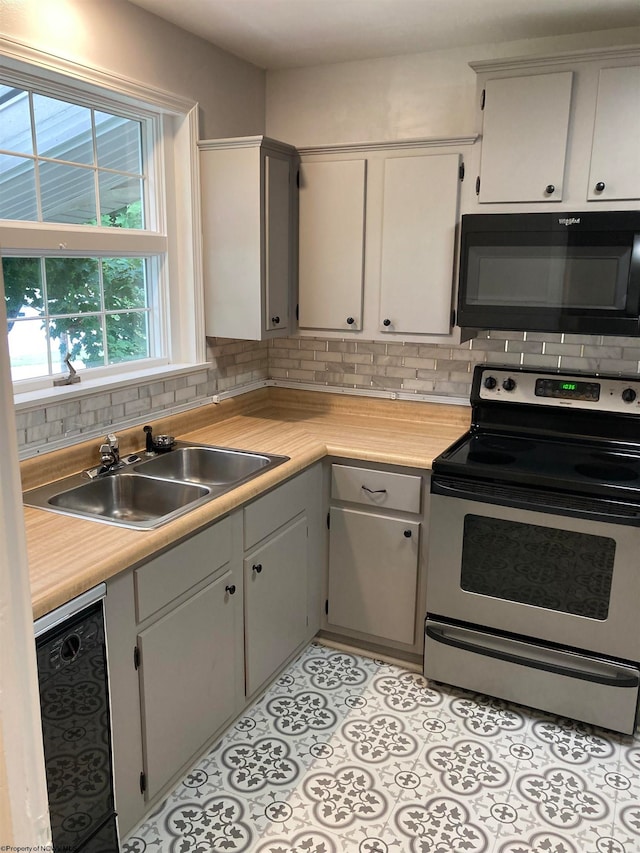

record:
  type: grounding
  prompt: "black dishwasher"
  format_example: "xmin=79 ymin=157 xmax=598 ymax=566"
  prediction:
xmin=35 ymin=586 xmax=119 ymax=852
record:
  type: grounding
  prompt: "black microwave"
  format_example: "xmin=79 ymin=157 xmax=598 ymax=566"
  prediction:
xmin=457 ymin=211 xmax=640 ymax=338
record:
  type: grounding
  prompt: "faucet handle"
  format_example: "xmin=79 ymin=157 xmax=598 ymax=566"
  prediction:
xmin=99 ymin=443 xmax=113 ymax=463
xmin=106 ymin=433 xmax=119 ymax=449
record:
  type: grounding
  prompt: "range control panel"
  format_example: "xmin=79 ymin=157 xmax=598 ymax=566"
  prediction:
xmin=476 ymin=366 xmax=640 ymax=414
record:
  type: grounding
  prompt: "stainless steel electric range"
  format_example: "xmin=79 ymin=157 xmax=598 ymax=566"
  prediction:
xmin=425 ymin=363 xmax=640 ymax=734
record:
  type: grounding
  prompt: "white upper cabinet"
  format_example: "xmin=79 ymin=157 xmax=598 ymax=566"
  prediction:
xmin=478 ymin=72 xmax=573 ymax=203
xmin=199 ymin=136 xmax=297 ymax=340
xmin=298 ymin=138 xmax=472 ymax=342
xmin=379 ymin=153 xmax=460 ymax=335
xmin=588 ymin=66 xmax=640 ymax=202
xmin=298 ymin=159 xmax=366 ymax=332
xmin=471 ymin=48 xmax=640 ymax=209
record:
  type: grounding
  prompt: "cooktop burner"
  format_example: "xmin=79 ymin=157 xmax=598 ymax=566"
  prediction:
xmin=574 ymin=462 xmax=639 ymax=482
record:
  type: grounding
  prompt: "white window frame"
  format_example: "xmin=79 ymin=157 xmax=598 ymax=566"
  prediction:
xmin=0 ymin=35 xmax=205 ymax=402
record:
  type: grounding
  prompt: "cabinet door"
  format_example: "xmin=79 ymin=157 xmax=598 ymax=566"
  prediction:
xmin=245 ymin=515 xmax=308 ymax=696
xmin=138 ymin=570 xmax=240 ymax=799
xmin=265 ymin=153 xmax=291 ymax=331
xmin=298 ymin=159 xmax=366 ymax=331
xmin=328 ymin=507 xmax=419 ymax=645
xmin=479 ymin=72 xmax=573 ymax=203
xmin=588 ymin=66 xmax=640 ymax=201
xmin=379 ymin=154 xmax=460 ymax=335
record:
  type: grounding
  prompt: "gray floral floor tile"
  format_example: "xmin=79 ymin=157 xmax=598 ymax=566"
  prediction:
xmin=124 ymin=641 xmax=640 ymax=853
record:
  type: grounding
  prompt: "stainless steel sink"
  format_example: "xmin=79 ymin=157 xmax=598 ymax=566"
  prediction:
xmin=48 ymin=474 xmax=209 ymax=528
xmin=132 ymin=444 xmax=279 ymax=486
xmin=23 ymin=441 xmax=289 ymax=529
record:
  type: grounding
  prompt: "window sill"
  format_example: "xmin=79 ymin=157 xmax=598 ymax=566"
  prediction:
xmin=13 ymin=363 xmax=210 ymax=412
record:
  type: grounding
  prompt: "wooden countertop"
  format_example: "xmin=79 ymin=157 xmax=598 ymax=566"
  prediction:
xmin=23 ymin=387 xmax=470 ymax=619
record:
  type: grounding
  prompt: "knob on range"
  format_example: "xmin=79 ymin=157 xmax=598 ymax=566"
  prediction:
xmin=502 ymin=377 xmax=516 ymax=392
xmin=622 ymin=388 xmax=637 ymax=403
xmin=483 ymin=376 xmax=497 ymax=390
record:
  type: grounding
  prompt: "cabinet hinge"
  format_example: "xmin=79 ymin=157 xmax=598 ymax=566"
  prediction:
xmin=134 ymin=645 xmax=141 ymax=670
xmin=139 ymin=771 xmax=146 ymax=795
xmin=296 ymin=303 xmax=299 ymax=321
xmin=480 ymin=88 xmax=486 ymax=110
xmin=451 ymin=308 xmax=456 ymax=327
xmin=459 ymin=162 xmax=465 ymax=181
xmin=325 ymin=599 xmax=329 ymax=616
xmin=475 ymin=176 xmax=481 ymax=195
xmin=326 ymin=512 xmax=330 ymax=530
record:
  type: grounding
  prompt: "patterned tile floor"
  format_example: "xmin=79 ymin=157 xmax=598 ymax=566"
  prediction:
xmin=123 ymin=641 xmax=640 ymax=853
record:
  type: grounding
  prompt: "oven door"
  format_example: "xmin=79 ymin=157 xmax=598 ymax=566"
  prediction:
xmin=427 ymin=477 xmax=640 ymax=662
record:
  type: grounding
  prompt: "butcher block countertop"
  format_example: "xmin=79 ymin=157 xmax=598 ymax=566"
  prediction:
xmin=22 ymin=387 xmax=471 ymax=619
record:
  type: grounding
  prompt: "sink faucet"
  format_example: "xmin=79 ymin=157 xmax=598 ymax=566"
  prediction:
xmin=98 ymin=433 xmax=120 ymax=474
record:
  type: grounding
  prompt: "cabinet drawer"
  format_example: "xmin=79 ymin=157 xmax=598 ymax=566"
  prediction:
xmin=135 ymin=517 xmax=232 ymax=623
xmin=331 ymin=464 xmax=421 ymax=513
xmin=244 ymin=466 xmax=316 ymax=549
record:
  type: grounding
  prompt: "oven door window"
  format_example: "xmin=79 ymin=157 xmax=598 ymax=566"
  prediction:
xmin=460 ymin=515 xmax=615 ymax=619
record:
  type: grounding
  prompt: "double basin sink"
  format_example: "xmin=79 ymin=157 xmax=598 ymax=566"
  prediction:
xmin=23 ymin=443 xmax=289 ymax=529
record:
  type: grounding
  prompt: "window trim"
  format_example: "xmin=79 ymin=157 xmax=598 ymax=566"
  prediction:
xmin=0 ymin=34 xmax=205 ymax=400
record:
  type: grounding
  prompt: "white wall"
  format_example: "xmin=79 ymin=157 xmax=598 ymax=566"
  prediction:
xmin=266 ymin=25 xmax=640 ymax=146
xmin=0 ymin=0 xmax=266 ymax=138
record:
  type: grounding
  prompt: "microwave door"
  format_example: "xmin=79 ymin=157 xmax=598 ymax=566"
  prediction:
xmin=457 ymin=211 xmax=640 ymax=335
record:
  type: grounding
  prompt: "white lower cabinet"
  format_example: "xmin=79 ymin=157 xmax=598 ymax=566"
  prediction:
xmin=137 ymin=570 xmax=240 ymax=801
xmin=106 ymin=513 xmax=244 ymax=834
xmin=106 ymin=465 xmax=323 ymax=837
xmin=243 ymin=464 xmax=324 ymax=698
xmin=325 ymin=462 xmax=427 ymax=657
xmin=244 ymin=515 xmax=309 ymax=696
xmin=328 ymin=508 xmax=419 ymax=644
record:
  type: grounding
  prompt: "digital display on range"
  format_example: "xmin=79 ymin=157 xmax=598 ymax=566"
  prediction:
xmin=535 ymin=378 xmax=600 ymax=401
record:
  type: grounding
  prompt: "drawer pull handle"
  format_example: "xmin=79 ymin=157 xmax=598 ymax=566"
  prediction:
xmin=252 ymin=563 xmax=263 ymax=574
xmin=361 ymin=485 xmax=387 ymax=495
xmin=403 ymin=529 xmax=412 ymax=538
xmin=225 ymin=584 xmax=236 ymax=595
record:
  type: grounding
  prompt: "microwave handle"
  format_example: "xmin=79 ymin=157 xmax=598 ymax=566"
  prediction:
xmin=426 ymin=625 xmax=639 ymax=688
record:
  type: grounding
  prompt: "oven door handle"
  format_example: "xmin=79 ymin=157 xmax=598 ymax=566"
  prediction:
xmin=430 ymin=476 xmax=640 ymax=526
xmin=426 ymin=625 xmax=639 ymax=688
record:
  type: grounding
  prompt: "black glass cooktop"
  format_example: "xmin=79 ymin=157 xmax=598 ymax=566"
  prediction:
xmin=435 ymin=430 xmax=640 ymax=499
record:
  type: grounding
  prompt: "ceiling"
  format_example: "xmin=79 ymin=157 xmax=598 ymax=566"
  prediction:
xmin=127 ymin=0 xmax=640 ymax=70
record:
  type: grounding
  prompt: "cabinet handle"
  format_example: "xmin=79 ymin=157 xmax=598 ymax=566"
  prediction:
xmin=545 ymin=184 xmax=555 ymax=195
xmin=346 ymin=317 xmax=355 ymax=325
xmin=403 ymin=529 xmax=412 ymax=538
xmin=383 ymin=318 xmax=391 ymax=327
xmin=362 ymin=485 xmax=387 ymax=495
xmin=595 ymin=181 xmax=606 ymax=193
xmin=252 ymin=563 xmax=263 ymax=574
xmin=271 ymin=316 xmax=280 ymax=324
xmin=225 ymin=584 xmax=236 ymax=595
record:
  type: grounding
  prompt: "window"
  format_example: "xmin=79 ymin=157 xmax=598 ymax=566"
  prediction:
xmin=0 ymin=49 xmax=203 ymax=395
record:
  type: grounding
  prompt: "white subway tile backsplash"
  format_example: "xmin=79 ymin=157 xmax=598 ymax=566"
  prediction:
xmin=18 ymin=331 xmax=640 ymax=456
xmin=522 ymin=353 xmax=560 ymax=368
xmin=111 ymin=387 xmax=139 ymax=406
